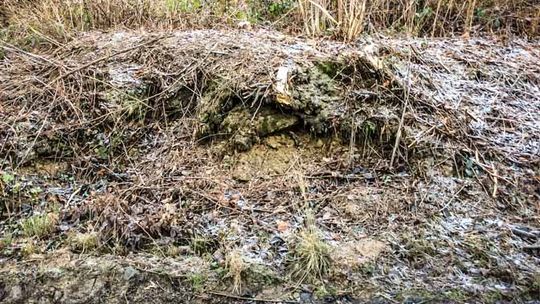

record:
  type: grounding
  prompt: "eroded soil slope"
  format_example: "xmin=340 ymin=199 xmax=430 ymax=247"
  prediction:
xmin=0 ymin=30 xmax=539 ymax=303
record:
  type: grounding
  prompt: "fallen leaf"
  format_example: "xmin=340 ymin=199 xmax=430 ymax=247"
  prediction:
xmin=276 ymin=220 xmax=289 ymax=232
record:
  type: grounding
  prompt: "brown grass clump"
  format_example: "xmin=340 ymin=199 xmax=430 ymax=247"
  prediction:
xmin=224 ymin=248 xmax=246 ymax=294
xmin=68 ymin=231 xmax=100 ymax=253
xmin=1 ymin=0 xmax=538 ymax=45
xmin=290 ymin=211 xmax=332 ymax=283
xmin=21 ymin=240 xmax=39 ymax=256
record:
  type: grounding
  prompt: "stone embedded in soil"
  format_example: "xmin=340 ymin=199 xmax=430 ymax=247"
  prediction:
xmin=220 ymin=106 xmax=300 ymax=151
xmin=122 ymin=266 xmax=139 ymax=281
xmin=196 ymin=60 xmax=381 ymax=151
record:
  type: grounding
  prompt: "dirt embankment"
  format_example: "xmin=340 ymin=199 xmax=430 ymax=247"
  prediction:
xmin=0 ymin=30 xmax=539 ymax=303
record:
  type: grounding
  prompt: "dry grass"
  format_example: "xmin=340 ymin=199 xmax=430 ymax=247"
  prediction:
xmin=68 ymin=231 xmax=99 ymax=253
xmin=296 ymin=0 xmax=539 ymax=40
xmin=290 ymin=211 xmax=332 ymax=283
xmin=1 ymin=0 xmax=538 ymax=45
xmin=1 ymin=0 xmax=245 ymax=44
xmin=224 ymin=248 xmax=246 ymax=294
xmin=21 ymin=240 xmax=39 ymax=256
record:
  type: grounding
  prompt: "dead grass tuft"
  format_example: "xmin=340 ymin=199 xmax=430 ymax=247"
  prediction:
xmin=68 ymin=231 xmax=100 ymax=253
xmin=224 ymin=248 xmax=246 ymax=294
xmin=290 ymin=210 xmax=332 ymax=283
xmin=21 ymin=240 xmax=39 ymax=256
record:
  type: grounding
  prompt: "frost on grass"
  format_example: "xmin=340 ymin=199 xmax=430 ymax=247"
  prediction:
xmin=289 ymin=211 xmax=332 ymax=283
xmin=0 ymin=30 xmax=538 ymax=303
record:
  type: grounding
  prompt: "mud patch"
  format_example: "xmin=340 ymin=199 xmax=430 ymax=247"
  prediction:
xmin=228 ymin=134 xmax=342 ymax=181
xmin=334 ymin=239 xmax=387 ymax=270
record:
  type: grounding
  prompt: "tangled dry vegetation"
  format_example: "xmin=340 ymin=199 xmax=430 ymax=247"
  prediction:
xmin=1 ymin=0 xmax=539 ymax=45
xmin=0 ymin=26 xmax=539 ymax=303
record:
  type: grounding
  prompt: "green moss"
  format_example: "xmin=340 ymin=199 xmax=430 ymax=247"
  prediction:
xmin=462 ymin=235 xmax=497 ymax=267
xmin=521 ymin=272 xmax=540 ymax=300
xmin=220 ymin=107 xmax=250 ymax=134
xmin=316 ymin=61 xmax=342 ymax=78
xmin=218 ymin=106 xmax=299 ymax=151
xmin=481 ymin=290 xmax=504 ymax=302
xmin=403 ymin=237 xmax=438 ymax=259
xmin=102 ymin=89 xmax=148 ymax=121
xmin=443 ymin=289 xmax=469 ymax=302
xmin=245 ymin=264 xmax=280 ymax=286
xmin=358 ymin=261 xmax=376 ymax=276
xmin=533 ymin=272 xmax=540 ymax=291
xmin=0 ymin=233 xmax=13 ymax=252
xmin=197 ymin=81 xmax=235 ymax=128
xmin=290 ymin=65 xmax=339 ymax=112
xmin=255 ymin=111 xmax=299 ymax=136
xmin=1 ymin=172 xmax=15 ymax=184
xmin=188 ymin=273 xmax=207 ymax=292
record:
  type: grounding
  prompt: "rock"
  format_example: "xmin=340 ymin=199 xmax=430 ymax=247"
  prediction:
xmin=254 ymin=109 xmax=299 ymax=136
xmin=299 ymin=291 xmax=314 ymax=303
xmin=220 ymin=106 xmax=299 ymax=151
xmin=123 ymin=266 xmax=139 ymax=281
xmin=10 ymin=285 xmax=23 ymax=302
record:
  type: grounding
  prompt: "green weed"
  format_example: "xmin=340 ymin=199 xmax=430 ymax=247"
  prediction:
xmin=21 ymin=214 xmax=57 ymax=238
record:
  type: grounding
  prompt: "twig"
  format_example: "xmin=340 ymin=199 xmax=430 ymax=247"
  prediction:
xmin=390 ymin=49 xmax=411 ymax=167
xmin=305 ymin=172 xmax=373 ymax=181
xmin=511 ymin=227 xmax=539 ymax=239
xmin=0 ymin=41 xmax=66 ymax=68
xmin=377 ymin=293 xmax=400 ymax=304
xmin=522 ymin=244 xmax=540 ymax=250
xmin=439 ymin=184 xmax=466 ymax=212
xmin=15 ymin=119 xmax=47 ymax=169
xmin=491 ymin=163 xmax=498 ymax=198
xmin=49 ymin=35 xmax=170 ymax=84
xmin=207 ymin=291 xmax=298 ymax=303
